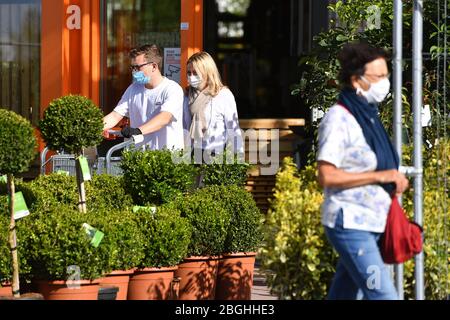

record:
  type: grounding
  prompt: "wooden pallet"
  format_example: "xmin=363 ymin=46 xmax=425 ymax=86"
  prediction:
xmin=240 ymin=119 xmax=305 ymax=213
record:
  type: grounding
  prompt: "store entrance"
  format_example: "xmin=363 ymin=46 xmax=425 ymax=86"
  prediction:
xmin=203 ymin=0 xmax=328 ymax=119
xmin=101 ymin=0 xmax=181 ymax=115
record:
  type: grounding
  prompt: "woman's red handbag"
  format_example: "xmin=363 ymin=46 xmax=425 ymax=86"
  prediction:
xmin=380 ymin=196 xmax=423 ymax=264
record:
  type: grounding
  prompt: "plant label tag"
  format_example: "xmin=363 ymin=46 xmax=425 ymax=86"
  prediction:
xmin=421 ymin=104 xmax=431 ymax=127
xmin=56 ymin=170 xmax=70 ymax=176
xmin=78 ymin=156 xmax=91 ymax=181
xmin=133 ymin=206 xmax=157 ymax=215
xmin=82 ymin=223 xmax=104 ymax=248
xmin=13 ymin=192 xmax=30 ymax=220
xmin=0 ymin=175 xmax=6 ymax=183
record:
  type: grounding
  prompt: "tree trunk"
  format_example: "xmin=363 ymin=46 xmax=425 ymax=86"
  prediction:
xmin=7 ymin=174 xmax=20 ymax=298
xmin=75 ymin=155 xmax=87 ymax=213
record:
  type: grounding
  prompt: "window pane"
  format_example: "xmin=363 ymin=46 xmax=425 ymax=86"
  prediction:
xmin=0 ymin=0 xmax=40 ymax=125
xmin=103 ymin=0 xmax=181 ymax=114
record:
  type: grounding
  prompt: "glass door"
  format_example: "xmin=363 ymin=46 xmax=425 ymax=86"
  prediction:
xmin=0 ymin=0 xmax=41 ymax=125
xmin=102 ymin=0 xmax=181 ymax=114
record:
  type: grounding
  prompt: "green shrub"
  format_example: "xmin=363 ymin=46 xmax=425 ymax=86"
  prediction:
xmin=259 ymin=157 xmax=337 ymax=300
xmin=0 ymin=196 xmax=33 ymax=283
xmin=86 ymin=174 xmax=134 ymax=211
xmin=20 ymin=174 xmax=78 ymax=211
xmin=0 ymin=198 xmax=11 ymax=284
xmin=21 ymin=205 xmax=110 ymax=281
xmin=39 ymin=95 xmax=103 ymax=154
xmin=260 ymin=142 xmax=450 ymax=300
xmin=0 ymin=109 xmax=37 ymax=175
xmin=204 ymin=185 xmax=264 ymax=253
xmin=133 ymin=204 xmax=191 ymax=268
xmin=89 ymin=208 xmax=145 ymax=272
xmin=15 ymin=173 xmax=132 ymax=213
xmin=401 ymin=139 xmax=450 ymax=300
xmin=200 ymin=152 xmax=249 ymax=187
xmin=173 ymin=187 xmax=231 ymax=257
xmin=121 ymin=149 xmax=197 ymax=206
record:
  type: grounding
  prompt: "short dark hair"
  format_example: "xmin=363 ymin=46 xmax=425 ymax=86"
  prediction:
xmin=337 ymin=42 xmax=389 ymax=88
xmin=129 ymin=44 xmax=163 ymax=71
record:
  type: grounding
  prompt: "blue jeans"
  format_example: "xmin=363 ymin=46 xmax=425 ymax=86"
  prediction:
xmin=324 ymin=210 xmax=398 ymax=300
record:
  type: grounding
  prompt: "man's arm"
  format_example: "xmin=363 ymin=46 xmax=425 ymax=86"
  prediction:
xmin=137 ymin=111 xmax=173 ymax=135
xmin=103 ymin=111 xmax=124 ymax=130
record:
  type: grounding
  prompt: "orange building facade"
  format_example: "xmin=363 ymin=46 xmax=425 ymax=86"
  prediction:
xmin=40 ymin=0 xmax=203 ymax=120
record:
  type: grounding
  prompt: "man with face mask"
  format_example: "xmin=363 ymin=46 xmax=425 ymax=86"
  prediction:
xmin=102 ymin=44 xmax=185 ymax=150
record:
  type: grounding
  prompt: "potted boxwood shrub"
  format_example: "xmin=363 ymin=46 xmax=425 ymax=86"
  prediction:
xmin=200 ymin=151 xmax=249 ymax=187
xmin=172 ymin=188 xmax=231 ymax=300
xmin=208 ymin=185 xmax=264 ymax=300
xmin=90 ymin=207 xmax=145 ymax=300
xmin=21 ymin=173 xmax=133 ymax=213
xmin=22 ymin=204 xmax=110 ymax=300
xmin=128 ymin=204 xmax=191 ymax=300
xmin=13 ymin=173 xmax=136 ymax=300
xmin=39 ymin=95 xmax=103 ymax=213
xmin=0 ymin=109 xmax=37 ymax=298
xmin=121 ymin=149 xmax=198 ymax=206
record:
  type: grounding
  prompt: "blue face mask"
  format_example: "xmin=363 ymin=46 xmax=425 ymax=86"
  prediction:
xmin=132 ymin=71 xmax=150 ymax=85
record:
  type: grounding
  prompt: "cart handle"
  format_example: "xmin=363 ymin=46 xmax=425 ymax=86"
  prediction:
xmin=105 ymin=134 xmax=144 ymax=174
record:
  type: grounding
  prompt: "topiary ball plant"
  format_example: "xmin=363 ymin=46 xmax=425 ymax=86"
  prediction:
xmin=174 ymin=187 xmax=230 ymax=257
xmin=39 ymin=95 xmax=103 ymax=155
xmin=21 ymin=204 xmax=110 ymax=281
xmin=0 ymin=108 xmax=37 ymax=297
xmin=39 ymin=95 xmax=104 ymax=213
xmin=133 ymin=204 xmax=191 ymax=268
xmin=121 ymin=149 xmax=198 ymax=206
xmin=0 ymin=109 xmax=37 ymax=175
xmin=206 ymin=185 xmax=264 ymax=254
xmin=89 ymin=208 xmax=145 ymax=273
xmin=200 ymin=151 xmax=250 ymax=187
xmin=19 ymin=173 xmax=133 ymax=213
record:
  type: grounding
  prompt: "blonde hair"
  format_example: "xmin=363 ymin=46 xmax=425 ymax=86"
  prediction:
xmin=187 ymin=51 xmax=225 ymax=97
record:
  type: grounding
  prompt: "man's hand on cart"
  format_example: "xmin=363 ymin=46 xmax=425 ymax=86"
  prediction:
xmin=102 ymin=129 xmax=122 ymax=140
xmin=120 ymin=126 xmax=142 ymax=138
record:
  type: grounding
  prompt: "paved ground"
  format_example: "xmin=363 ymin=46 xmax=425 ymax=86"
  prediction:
xmin=251 ymin=266 xmax=278 ymax=300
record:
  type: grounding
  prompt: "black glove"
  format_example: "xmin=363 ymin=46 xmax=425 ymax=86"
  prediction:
xmin=121 ymin=126 xmax=142 ymax=138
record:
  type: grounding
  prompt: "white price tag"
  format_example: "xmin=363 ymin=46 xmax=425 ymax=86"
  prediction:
xmin=421 ymin=104 xmax=431 ymax=127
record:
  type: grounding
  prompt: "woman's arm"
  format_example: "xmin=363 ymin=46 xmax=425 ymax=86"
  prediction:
xmin=318 ymin=160 xmax=409 ymax=195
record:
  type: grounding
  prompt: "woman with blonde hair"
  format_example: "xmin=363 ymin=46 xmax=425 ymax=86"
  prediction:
xmin=183 ymin=51 xmax=243 ymax=163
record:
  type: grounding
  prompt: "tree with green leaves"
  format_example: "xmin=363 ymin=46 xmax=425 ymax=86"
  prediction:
xmin=39 ymin=95 xmax=103 ymax=213
xmin=0 ymin=108 xmax=37 ymax=298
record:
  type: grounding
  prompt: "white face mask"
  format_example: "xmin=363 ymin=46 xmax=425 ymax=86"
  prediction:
xmin=357 ymin=76 xmax=390 ymax=104
xmin=188 ymin=75 xmax=202 ymax=88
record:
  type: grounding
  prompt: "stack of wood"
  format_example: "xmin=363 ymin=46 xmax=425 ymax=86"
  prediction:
xmin=240 ymin=119 xmax=305 ymax=213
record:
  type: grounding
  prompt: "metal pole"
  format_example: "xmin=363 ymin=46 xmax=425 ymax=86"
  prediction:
xmin=392 ymin=0 xmax=404 ymax=300
xmin=412 ymin=0 xmax=425 ymax=300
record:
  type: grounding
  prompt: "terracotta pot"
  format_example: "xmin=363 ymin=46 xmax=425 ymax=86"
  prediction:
xmin=98 ymin=269 xmax=135 ymax=300
xmin=0 ymin=293 xmax=44 ymax=300
xmin=215 ymin=252 xmax=256 ymax=300
xmin=127 ymin=266 xmax=178 ymax=300
xmin=0 ymin=283 xmax=12 ymax=297
xmin=35 ymin=280 xmax=100 ymax=300
xmin=174 ymin=256 xmax=220 ymax=300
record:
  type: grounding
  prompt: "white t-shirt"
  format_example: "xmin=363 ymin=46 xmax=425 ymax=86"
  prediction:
xmin=317 ymin=104 xmax=392 ymax=233
xmin=183 ymin=88 xmax=244 ymax=154
xmin=114 ymin=77 xmax=185 ymax=150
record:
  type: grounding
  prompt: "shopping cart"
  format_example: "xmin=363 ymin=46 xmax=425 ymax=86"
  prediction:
xmin=40 ymin=132 xmax=145 ymax=176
